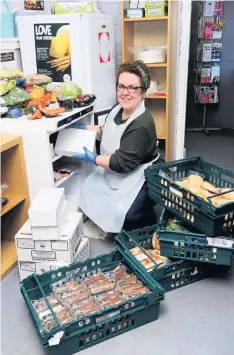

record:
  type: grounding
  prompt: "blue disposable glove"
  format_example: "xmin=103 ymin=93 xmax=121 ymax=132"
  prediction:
xmin=68 ymin=123 xmax=87 ymax=129
xmin=72 ymin=147 xmax=97 ymax=165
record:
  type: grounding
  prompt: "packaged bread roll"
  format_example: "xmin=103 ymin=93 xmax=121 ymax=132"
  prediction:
xmin=198 ymin=188 xmax=214 ymax=202
xmin=210 ymin=196 xmax=228 ymax=207
xmin=188 ymin=174 xmax=204 ymax=187
xmin=152 ymin=232 xmax=160 ymax=250
xmin=185 ymin=183 xmax=201 ymax=196
xmin=201 ymin=181 xmax=220 ymax=194
xmin=174 ymin=179 xmax=189 ymax=189
xmin=220 ymin=188 xmax=234 ymax=201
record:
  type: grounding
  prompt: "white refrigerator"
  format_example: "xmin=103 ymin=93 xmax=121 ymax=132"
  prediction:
xmin=16 ymin=14 xmax=116 ymax=111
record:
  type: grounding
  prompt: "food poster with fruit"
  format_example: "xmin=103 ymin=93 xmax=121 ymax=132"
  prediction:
xmin=34 ymin=24 xmax=71 ymax=82
xmin=24 ymin=1 xmax=44 ymax=11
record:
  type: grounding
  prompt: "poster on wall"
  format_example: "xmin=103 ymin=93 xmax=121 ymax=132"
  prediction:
xmin=34 ymin=23 xmax=72 ymax=82
xmin=24 ymin=1 xmax=44 ymax=11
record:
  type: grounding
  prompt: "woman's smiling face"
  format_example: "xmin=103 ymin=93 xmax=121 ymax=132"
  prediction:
xmin=117 ymin=72 xmax=145 ymax=113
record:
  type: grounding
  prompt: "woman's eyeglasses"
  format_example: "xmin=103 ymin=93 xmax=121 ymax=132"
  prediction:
xmin=116 ymin=84 xmax=143 ymax=93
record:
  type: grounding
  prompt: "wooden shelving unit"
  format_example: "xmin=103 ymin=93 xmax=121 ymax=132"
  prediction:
xmin=1 ymin=135 xmax=30 ymax=280
xmin=121 ymin=0 xmax=171 ymax=159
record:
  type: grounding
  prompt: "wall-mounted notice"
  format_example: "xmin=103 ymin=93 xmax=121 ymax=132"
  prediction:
xmin=34 ymin=23 xmax=72 ymax=82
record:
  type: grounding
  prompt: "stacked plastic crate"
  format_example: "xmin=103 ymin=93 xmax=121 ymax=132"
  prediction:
xmin=15 ymin=188 xmax=89 ymax=280
xmin=116 ymin=157 xmax=234 ymax=292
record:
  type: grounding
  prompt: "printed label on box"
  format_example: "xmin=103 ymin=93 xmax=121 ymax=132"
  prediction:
xmin=147 ymin=7 xmax=163 ymax=14
xmin=17 ymin=238 xmax=35 ymax=249
xmin=20 ymin=261 xmax=36 ymax=272
xmin=31 ymin=250 xmax=56 ymax=260
xmin=51 ymin=240 xmax=68 ymax=251
xmin=35 ymin=241 xmax=51 ymax=250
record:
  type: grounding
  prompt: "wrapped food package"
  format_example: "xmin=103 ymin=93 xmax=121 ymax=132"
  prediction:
xmin=123 ymin=287 xmax=149 ymax=298
xmin=24 ymin=74 xmax=52 ymax=86
xmin=32 ymin=298 xmax=48 ymax=314
xmin=130 ymin=247 xmax=155 ymax=270
xmin=201 ymin=181 xmax=220 ymax=194
xmin=0 ymin=68 xmax=24 ymax=80
xmin=0 ymin=79 xmax=16 ymax=96
xmin=152 ymin=232 xmax=160 ymax=250
xmin=88 ymin=281 xmax=115 ymax=295
xmin=188 ymin=172 xmax=204 ymax=187
xmin=110 ymin=264 xmax=126 ymax=281
xmin=220 ymin=188 xmax=234 ymax=201
xmin=53 ymin=304 xmax=74 ymax=325
xmin=38 ymin=309 xmax=56 ymax=332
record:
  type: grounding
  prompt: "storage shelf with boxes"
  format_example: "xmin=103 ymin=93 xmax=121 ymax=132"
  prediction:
xmin=121 ymin=0 xmax=171 ymax=159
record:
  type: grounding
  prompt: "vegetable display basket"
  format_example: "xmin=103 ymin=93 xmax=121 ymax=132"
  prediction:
xmin=21 ymin=250 xmax=164 ymax=355
xmin=157 ymin=210 xmax=234 ymax=266
xmin=145 ymin=156 xmax=234 ymax=236
xmin=115 ymin=224 xmax=229 ymax=291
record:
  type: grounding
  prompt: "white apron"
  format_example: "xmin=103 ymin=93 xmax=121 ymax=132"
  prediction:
xmin=80 ymin=103 xmax=159 ymax=233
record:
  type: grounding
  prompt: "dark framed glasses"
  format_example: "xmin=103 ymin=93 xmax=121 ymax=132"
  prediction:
xmin=116 ymin=84 xmax=143 ymax=93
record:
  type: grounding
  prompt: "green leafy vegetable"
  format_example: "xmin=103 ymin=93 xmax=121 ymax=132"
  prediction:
xmin=166 ymin=219 xmax=189 ymax=232
xmin=2 ymin=87 xmax=31 ymax=107
xmin=60 ymin=81 xmax=82 ymax=99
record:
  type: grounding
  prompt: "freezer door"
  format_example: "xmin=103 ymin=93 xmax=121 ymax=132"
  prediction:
xmin=81 ymin=15 xmax=116 ymax=110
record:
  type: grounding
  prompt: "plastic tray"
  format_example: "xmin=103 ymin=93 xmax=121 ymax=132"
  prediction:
xmin=158 ymin=261 xmax=229 ymax=292
xmin=157 ymin=210 xmax=234 ymax=266
xmin=115 ymin=224 xmax=229 ymax=291
xmin=145 ymin=156 xmax=234 ymax=236
xmin=21 ymin=251 xmax=164 ymax=354
xmin=115 ymin=224 xmax=171 ymax=280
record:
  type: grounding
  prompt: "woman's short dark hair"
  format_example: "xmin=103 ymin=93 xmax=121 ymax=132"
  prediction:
xmin=116 ymin=60 xmax=151 ymax=92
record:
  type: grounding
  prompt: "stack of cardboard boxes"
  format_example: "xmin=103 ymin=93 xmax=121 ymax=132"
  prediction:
xmin=125 ymin=1 xmax=168 ymax=18
xmin=15 ymin=188 xmax=89 ymax=280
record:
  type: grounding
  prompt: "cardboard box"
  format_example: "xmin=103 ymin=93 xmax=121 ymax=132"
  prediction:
xmin=137 ymin=1 xmax=146 ymax=8
xmin=15 ymin=212 xmax=83 ymax=263
xmin=145 ymin=5 xmax=167 ymax=16
xmin=28 ymin=188 xmax=65 ymax=227
xmin=130 ymin=1 xmax=139 ymax=9
xmin=55 ymin=128 xmax=96 ymax=157
xmin=124 ymin=8 xmax=144 ymax=18
xmin=146 ymin=0 xmax=166 ymax=5
xmin=18 ymin=237 xmax=89 ymax=281
xmin=31 ymin=201 xmax=68 ymax=240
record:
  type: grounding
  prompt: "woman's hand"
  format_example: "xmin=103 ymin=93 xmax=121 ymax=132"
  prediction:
xmin=72 ymin=147 xmax=97 ymax=165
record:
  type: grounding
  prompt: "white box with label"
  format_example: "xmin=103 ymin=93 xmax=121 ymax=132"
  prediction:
xmin=15 ymin=212 xmax=83 ymax=263
xmin=28 ymin=188 xmax=65 ymax=227
xmin=31 ymin=201 xmax=68 ymax=240
xmin=55 ymin=128 xmax=96 ymax=157
xmin=18 ymin=237 xmax=89 ymax=281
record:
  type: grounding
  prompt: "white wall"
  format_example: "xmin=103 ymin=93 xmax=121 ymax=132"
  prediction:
xmin=5 ymin=0 xmax=122 ymax=67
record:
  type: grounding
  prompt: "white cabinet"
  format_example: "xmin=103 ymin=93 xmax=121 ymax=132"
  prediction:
xmin=1 ymin=105 xmax=95 ymax=212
